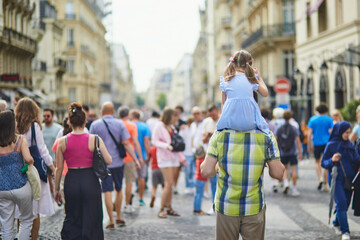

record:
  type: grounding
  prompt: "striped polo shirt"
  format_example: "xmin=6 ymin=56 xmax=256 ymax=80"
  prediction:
xmin=207 ymin=130 xmax=280 ymax=216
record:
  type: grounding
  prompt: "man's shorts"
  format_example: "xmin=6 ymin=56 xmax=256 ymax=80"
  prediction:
xmin=280 ymin=155 xmax=298 ymax=166
xmin=137 ymin=162 xmax=147 ymax=179
xmin=101 ymin=166 xmax=124 ymax=193
xmin=152 ymin=169 xmax=164 ymax=187
xmin=314 ymin=144 xmax=326 ymax=159
xmin=124 ymin=161 xmax=137 ymax=184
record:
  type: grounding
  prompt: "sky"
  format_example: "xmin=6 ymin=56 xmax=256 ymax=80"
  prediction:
xmin=111 ymin=0 xmax=205 ymax=93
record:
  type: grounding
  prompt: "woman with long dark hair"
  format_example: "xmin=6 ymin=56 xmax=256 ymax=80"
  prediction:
xmin=15 ymin=98 xmax=56 ymax=239
xmin=54 ymin=103 xmax=112 ymax=239
xmin=0 ymin=110 xmax=34 ymax=240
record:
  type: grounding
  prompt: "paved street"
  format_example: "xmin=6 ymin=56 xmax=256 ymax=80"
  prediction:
xmin=37 ymin=160 xmax=360 ymax=240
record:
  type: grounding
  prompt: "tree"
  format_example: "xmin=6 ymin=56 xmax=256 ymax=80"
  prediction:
xmin=156 ymin=93 xmax=167 ymax=110
xmin=340 ymin=99 xmax=360 ymax=123
xmin=136 ymin=95 xmax=145 ymax=107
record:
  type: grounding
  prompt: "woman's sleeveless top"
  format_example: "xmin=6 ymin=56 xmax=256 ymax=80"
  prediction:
xmin=0 ymin=137 xmax=28 ymax=191
xmin=64 ymin=133 xmax=93 ymax=168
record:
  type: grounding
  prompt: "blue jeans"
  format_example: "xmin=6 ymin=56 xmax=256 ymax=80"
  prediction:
xmin=185 ymin=155 xmax=195 ymax=188
xmin=193 ymin=180 xmax=206 ymax=210
xmin=333 ymin=210 xmax=349 ymax=234
xmin=210 ymin=175 xmax=217 ymax=203
xmin=302 ymin=143 xmax=309 ymax=159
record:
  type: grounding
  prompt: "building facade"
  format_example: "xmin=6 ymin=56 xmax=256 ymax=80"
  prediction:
xmin=111 ymin=43 xmax=136 ymax=109
xmin=0 ymin=0 xmax=37 ymax=107
xmin=145 ymin=69 xmax=172 ymax=111
xmin=295 ymin=0 xmax=360 ymax=120
xmin=53 ymin=0 xmax=110 ymax=109
xmin=168 ymin=53 xmax=193 ymax=112
xmin=31 ymin=0 xmax=66 ymax=117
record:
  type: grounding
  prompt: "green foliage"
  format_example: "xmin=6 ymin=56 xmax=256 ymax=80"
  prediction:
xmin=156 ymin=93 xmax=167 ymax=110
xmin=136 ymin=95 xmax=145 ymax=107
xmin=340 ymin=99 xmax=360 ymax=123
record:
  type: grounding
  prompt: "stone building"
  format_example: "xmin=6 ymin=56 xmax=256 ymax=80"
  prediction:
xmin=0 ymin=0 xmax=37 ymax=107
xmin=295 ymin=0 xmax=360 ymax=120
xmin=145 ymin=69 xmax=172 ymax=111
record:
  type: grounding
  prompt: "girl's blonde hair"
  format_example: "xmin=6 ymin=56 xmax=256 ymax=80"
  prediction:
xmin=224 ymin=49 xmax=257 ymax=84
xmin=15 ymin=97 xmax=42 ymax=134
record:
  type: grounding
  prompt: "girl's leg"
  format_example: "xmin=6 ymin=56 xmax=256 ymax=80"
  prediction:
xmin=194 ymin=180 xmax=205 ymax=211
xmin=31 ymin=215 xmax=40 ymax=240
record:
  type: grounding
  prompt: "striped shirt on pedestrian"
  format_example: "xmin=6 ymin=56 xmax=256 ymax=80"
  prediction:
xmin=207 ymin=130 xmax=280 ymax=217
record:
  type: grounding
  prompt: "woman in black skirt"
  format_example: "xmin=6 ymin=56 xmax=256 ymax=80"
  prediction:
xmin=54 ymin=103 xmax=112 ymax=239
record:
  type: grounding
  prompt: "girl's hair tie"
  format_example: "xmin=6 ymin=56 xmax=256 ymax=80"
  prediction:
xmin=246 ymin=62 xmax=249 ymax=65
xmin=229 ymin=56 xmax=235 ymax=62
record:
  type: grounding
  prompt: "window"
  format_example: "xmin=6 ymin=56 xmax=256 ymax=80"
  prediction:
xmin=306 ymin=2 xmax=312 ymax=38
xmin=67 ymin=28 xmax=74 ymax=46
xmin=282 ymin=0 xmax=294 ymax=34
xmin=66 ymin=2 xmax=75 ymax=19
xmin=69 ymin=88 xmax=76 ymax=103
xmin=318 ymin=0 xmax=327 ymax=33
xmin=336 ymin=0 xmax=343 ymax=26
xmin=283 ymin=50 xmax=294 ymax=78
xmin=67 ymin=57 xmax=76 ymax=74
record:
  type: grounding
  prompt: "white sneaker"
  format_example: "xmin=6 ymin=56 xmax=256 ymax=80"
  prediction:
xmin=283 ymin=182 xmax=289 ymax=194
xmin=332 ymin=225 xmax=341 ymax=236
xmin=206 ymin=207 xmax=214 ymax=215
xmin=291 ymin=188 xmax=300 ymax=197
xmin=124 ymin=205 xmax=134 ymax=214
xmin=184 ymin=188 xmax=194 ymax=195
xmin=203 ymin=192 xmax=210 ymax=199
xmin=342 ymin=233 xmax=350 ymax=240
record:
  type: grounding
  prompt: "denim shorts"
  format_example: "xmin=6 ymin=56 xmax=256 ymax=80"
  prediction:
xmin=101 ymin=166 xmax=124 ymax=192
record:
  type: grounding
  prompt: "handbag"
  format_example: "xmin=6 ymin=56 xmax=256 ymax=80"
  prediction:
xmin=339 ymin=159 xmax=354 ymax=191
xmin=29 ymin=123 xmax=48 ymax=182
xmin=21 ymin=163 xmax=42 ymax=201
xmin=170 ymin=132 xmax=185 ymax=152
xmin=103 ymin=119 xmax=127 ymax=158
xmin=93 ymin=135 xmax=111 ymax=180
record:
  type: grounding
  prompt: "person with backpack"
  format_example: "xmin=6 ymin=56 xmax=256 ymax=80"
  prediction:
xmin=276 ymin=110 xmax=303 ymax=196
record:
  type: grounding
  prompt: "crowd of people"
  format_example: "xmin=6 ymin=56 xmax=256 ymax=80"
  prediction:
xmin=0 ymin=50 xmax=359 ymax=240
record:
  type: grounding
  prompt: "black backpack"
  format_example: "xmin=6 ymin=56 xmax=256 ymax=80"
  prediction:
xmin=277 ymin=123 xmax=296 ymax=153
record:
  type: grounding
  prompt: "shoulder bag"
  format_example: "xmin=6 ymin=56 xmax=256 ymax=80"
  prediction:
xmin=29 ymin=123 xmax=48 ymax=182
xmin=339 ymin=159 xmax=354 ymax=191
xmin=103 ymin=119 xmax=127 ymax=158
xmin=93 ymin=135 xmax=111 ymax=181
xmin=21 ymin=163 xmax=42 ymax=201
xmin=170 ymin=130 xmax=185 ymax=152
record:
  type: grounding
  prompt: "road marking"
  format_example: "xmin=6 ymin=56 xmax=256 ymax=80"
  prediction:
xmin=301 ymin=203 xmax=360 ymax=231
xmin=266 ymin=204 xmax=303 ymax=231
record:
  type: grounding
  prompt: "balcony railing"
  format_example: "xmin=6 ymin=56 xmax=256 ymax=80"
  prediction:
xmin=242 ymin=23 xmax=295 ymax=49
xmin=2 ymin=27 xmax=37 ymax=53
xmin=221 ymin=44 xmax=233 ymax=53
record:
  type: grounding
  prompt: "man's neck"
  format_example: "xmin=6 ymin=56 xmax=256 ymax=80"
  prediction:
xmin=121 ymin=117 xmax=129 ymax=121
xmin=45 ymin=122 xmax=53 ymax=127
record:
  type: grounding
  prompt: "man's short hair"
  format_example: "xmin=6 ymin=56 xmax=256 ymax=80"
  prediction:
xmin=130 ymin=109 xmax=141 ymax=120
xmin=82 ymin=104 xmax=89 ymax=112
xmin=118 ymin=106 xmax=129 ymax=118
xmin=315 ymin=103 xmax=328 ymax=114
xmin=273 ymin=107 xmax=285 ymax=119
xmin=43 ymin=108 xmax=54 ymax=116
xmin=283 ymin=110 xmax=293 ymax=121
xmin=152 ymin=111 xmax=160 ymax=118
xmin=260 ymin=107 xmax=271 ymax=120
xmin=0 ymin=100 xmax=7 ymax=112
xmin=175 ymin=105 xmax=184 ymax=113
xmin=208 ymin=104 xmax=218 ymax=112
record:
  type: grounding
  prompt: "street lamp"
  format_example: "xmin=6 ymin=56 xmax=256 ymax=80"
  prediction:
xmin=320 ymin=61 xmax=328 ymax=75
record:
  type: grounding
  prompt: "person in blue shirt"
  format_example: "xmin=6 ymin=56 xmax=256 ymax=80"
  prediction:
xmin=307 ymin=103 xmax=334 ymax=191
xmin=130 ymin=109 xmax=151 ymax=206
xmin=322 ymin=121 xmax=360 ymax=240
xmin=216 ymin=50 xmax=270 ymax=134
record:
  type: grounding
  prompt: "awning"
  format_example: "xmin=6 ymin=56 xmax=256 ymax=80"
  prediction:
xmin=327 ymin=45 xmax=360 ymax=68
xmin=33 ymin=89 xmax=48 ymax=101
xmin=0 ymin=91 xmax=11 ymax=102
xmin=17 ymin=88 xmax=36 ymax=98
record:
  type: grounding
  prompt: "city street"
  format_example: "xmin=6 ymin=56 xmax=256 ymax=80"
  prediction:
xmin=37 ymin=160 xmax=360 ymax=240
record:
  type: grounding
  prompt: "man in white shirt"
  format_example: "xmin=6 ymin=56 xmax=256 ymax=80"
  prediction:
xmin=190 ymin=107 xmax=204 ymax=150
xmin=146 ymin=111 xmax=160 ymax=136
